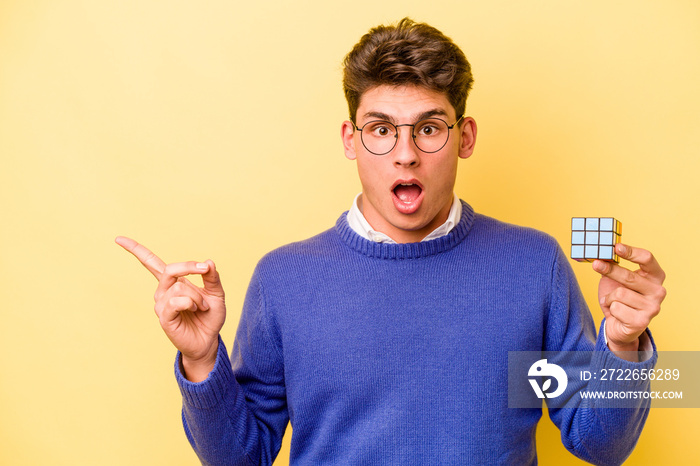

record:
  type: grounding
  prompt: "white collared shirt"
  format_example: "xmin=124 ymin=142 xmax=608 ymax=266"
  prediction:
xmin=346 ymin=193 xmax=462 ymax=244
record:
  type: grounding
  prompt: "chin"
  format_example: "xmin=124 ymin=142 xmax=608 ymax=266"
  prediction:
xmin=391 ymin=215 xmax=434 ymax=234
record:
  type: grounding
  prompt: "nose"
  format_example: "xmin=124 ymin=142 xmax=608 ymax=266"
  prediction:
xmin=392 ymin=125 xmax=420 ymax=167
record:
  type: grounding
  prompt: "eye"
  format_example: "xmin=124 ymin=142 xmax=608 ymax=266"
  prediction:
xmin=365 ymin=121 xmax=395 ymax=138
xmin=415 ymin=120 xmax=442 ymax=137
xmin=419 ymin=125 xmax=437 ymax=136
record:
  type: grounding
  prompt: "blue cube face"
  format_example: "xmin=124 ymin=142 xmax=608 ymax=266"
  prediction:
xmin=586 ymin=218 xmax=599 ymax=230
xmin=585 ymin=232 xmax=599 ymax=244
xmin=585 ymin=245 xmax=599 ymax=258
xmin=599 ymin=246 xmax=615 ymax=260
xmin=600 ymin=218 xmax=614 ymax=231
xmin=570 ymin=217 xmax=622 ymax=263
xmin=599 ymin=231 xmax=615 ymax=245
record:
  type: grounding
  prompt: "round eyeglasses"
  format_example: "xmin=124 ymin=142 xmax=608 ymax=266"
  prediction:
xmin=352 ymin=115 xmax=464 ymax=156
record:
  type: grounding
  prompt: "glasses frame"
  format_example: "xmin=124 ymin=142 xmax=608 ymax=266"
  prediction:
xmin=352 ymin=115 xmax=465 ymax=156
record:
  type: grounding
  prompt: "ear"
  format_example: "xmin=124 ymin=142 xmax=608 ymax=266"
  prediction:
xmin=341 ymin=120 xmax=357 ymax=160
xmin=457 ymin=117 xmax=477 ymax=160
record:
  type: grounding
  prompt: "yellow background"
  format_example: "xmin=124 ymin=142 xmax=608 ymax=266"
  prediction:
xmin=1 ymin=1 xmax=698 ymax=464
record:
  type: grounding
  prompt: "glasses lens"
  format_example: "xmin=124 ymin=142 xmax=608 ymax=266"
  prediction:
xmin=360 ymin=121 xmax=397 ymax=155
xmin=413 ymin=119 xmax=450 ymax=153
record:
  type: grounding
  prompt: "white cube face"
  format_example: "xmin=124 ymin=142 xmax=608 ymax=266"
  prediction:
xmin=586 ymin=218 xmax=599 ymax=230
xmin=572 ymin=218 xmax=585 ymax=230
xmin=599 ymin=231 xmax=614 ymax=245
xmin=600 ymin=218 xmax=614 ymax=231
xmin=599 ymin=246 xmax=615 ymax=260
xmin=585 ymin=232 xmax=599 ymax=244
xmin=585 ymin=245 xmax=599 ymax=258
xmin=571 ymin=217 xmax=621 ymax=263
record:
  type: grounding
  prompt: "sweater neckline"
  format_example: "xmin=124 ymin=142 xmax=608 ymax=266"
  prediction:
xmin=335 ymin=200 xmax=475 ymax=259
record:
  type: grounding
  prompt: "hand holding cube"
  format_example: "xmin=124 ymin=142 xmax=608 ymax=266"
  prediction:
xmin=570 ymin=218 xmax=666 ymax=356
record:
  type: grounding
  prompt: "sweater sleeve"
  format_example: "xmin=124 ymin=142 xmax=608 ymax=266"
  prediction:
xmin=544 ymin=245 xmax=657 ymax=466
xmin=175 ymin=268 xmax=288 ymax=466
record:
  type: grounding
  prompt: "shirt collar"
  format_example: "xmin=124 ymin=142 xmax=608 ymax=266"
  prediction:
xmin=346 ymin=193 xmax=462 ymax=244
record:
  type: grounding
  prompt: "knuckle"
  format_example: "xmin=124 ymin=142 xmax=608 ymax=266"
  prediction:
xmin=168 ymin=296 xmax=180 ymax=307
xmin=171 ymin=281 xmax=185 ymax=294
xmin=637 ymin=249 xmax=652 ymax=264
xmin=644 ymin=296 xmax=662 ymax=318
xmin=170 ymin=295 xmax=194 ymax=311
xmin=163 ymin=263 xmax=176 ymax=278
xmin=656 ymin=286 xmax=667 ymax=302
xmin=144 ymin=251 xmax=157 ymax=264
xmin=635 ymin=313 xmax=652 ymax=330
xmin=622 ymin=269 xmax=636 ymax=285
xmin=610 ymin=287 xmax=626 ymax=301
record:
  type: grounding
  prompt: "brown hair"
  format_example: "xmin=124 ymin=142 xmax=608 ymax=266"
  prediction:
xmin=342 ymin=18 xmax=474 ymax=122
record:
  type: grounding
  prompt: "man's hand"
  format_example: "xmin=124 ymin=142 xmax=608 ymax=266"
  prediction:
xmin=115 ymin=236 xmax=226 ymax=382
xmin=593 ymin=243 xmax=666 ymax=358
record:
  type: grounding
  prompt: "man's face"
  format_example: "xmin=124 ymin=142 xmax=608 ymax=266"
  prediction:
xmin=341 ymin=85 xmax=477 ymax=243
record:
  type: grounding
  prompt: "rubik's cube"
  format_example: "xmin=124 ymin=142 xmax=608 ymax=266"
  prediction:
xmin=571 ymin=217 xmax=622 ymax=263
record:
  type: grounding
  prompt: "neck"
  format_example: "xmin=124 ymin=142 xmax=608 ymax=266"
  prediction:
xmin=337 ymin=200 xmax=475 ymax=260
xmin=359 ymin=194 xmax=453 ymax=244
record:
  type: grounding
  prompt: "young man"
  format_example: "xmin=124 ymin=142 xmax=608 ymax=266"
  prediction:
xmin=117 ymin=18 xmax=666 ymax=465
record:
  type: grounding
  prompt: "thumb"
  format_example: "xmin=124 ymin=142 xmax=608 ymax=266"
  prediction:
xmin=201 ymin=259 xmax=225 ymax=298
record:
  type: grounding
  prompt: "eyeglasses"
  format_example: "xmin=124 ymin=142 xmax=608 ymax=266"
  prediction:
xmin=352 ymin=115 xmax=464 ymax=156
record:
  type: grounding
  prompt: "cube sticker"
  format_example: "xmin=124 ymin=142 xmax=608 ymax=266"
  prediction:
xmin=571 ymin=217 xmax=622 ymax=263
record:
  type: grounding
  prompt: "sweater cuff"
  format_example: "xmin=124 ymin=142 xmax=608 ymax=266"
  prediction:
xmin=175 ymin=336 xmax=236 ymax=410
xmin=593 ymin=319 xmax=658 ymax=385
xmin=602 ymin=318 xmax=654 ymax=362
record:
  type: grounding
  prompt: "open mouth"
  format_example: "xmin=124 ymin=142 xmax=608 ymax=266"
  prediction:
xmin=391 ymin=180 xmax=424 ymax=214
xmin=393 ymin=183 xmax=422 ymax=203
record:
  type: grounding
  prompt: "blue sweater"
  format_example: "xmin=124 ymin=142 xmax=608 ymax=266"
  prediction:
xmin=176 ymin=201 xmax=656 ymax=465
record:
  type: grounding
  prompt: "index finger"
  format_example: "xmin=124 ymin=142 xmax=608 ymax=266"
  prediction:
xmin=616 ymin=243 xmax=666 ymax=284
xmin=115 ymin=236 xmax=166 ymax=280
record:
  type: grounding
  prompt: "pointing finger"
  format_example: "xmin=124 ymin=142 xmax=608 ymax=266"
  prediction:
xmin=115 ymin=236 xmax=166 ymax=280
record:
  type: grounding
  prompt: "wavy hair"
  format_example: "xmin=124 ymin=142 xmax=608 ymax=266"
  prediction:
xmin=342 ymin=18 xmax=474 ymax=121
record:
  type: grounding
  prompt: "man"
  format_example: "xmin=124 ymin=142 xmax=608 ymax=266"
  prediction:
xmin=117 ymin=18 xmax=666 ymax=465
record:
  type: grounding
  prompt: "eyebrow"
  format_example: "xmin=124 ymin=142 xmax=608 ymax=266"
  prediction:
xmin=361 ymin=108 xmax=450 ymax=124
